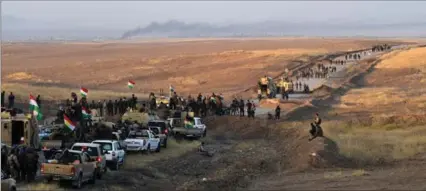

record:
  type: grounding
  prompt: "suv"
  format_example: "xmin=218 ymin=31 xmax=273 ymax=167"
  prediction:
xmin=91 ymin=140 xmax=125 ymax=171
xmin=71 ymin=143 xmax=107 ymax=179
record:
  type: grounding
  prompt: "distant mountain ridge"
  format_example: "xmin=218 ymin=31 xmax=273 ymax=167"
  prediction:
xmin=2 ymin=14 xmax=426 ymax=41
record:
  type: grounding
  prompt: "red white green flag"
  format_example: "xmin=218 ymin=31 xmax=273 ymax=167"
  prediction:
xmin=82 ymin=106 xmax=91 ymax=119
xmin=80 ymin=87 xmax=88 ymax=97
xmin=29 ymin=94 xmax=43 ymax=121
xmin=64 ymin=114 xmax=76 ymax=132
xmin=128 ymin=80 xmax=135 ymax=89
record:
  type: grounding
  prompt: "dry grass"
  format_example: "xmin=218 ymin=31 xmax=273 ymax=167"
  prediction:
xmin=323 ymin=120 xmax=426 ymax=163
xmin=376 ymin=47 xmax=426 ymax=70
xmin=124 ymin=139 xmax=200 ymax=169
xmin=277 ymin=119 xmax=426 ymax=163
xmin=316 ymin=47 xmax=426 ymax=164
xmin=1 ymin=82 xmax=148 ymax=101
xmin=336 ymin=47 xmax=426 ymax=116
xmin=352 ymin=169 xmax=369 ymax=176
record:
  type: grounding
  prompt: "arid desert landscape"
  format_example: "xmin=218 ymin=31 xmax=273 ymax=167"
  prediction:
xmin=2 ymin=37 xmax=426 ymax=191
xmin=1 ymin=38 xmax=415 ymax=100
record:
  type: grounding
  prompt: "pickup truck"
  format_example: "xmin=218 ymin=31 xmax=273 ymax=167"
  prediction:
xmin=41 ymin=150 xmax=97 ymax=189
xmin=125 ymin=130 xmax=161 ymax=153
xmin=112 ymin=131 xmax=127 ymax=149
xmin=70 ymin=143 xmax=107 ymax=179
xmin=170 ymin=117 xmax=207 ymax=139
xmin=148 ymin=120 xmax=171 ymax=148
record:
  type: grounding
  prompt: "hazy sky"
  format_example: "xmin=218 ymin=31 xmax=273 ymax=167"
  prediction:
xmin=3 ymin=1 xmax=426 ymax=29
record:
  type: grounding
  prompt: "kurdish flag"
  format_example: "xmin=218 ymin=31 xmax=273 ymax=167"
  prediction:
xmin=184 ymin=119 xmax=194 ymax=129
xmin=82 ymin=106 xmax=91 ymax=119
xmin=128 ymin=80 xmax=135 ymax=89
xmin=80 ymin=87 xmax=88 ymax=97
xmin=169 ymin=85 xmax=174 ymax=92
xmin=64 ymin=114 xmax=76 ymax=132
xmin=29 ymin=94 xmax=43 ymax=121
xmin=210 ymin=96 xmax=217 ymax=104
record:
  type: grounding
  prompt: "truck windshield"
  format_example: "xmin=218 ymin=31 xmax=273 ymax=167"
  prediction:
xmin=148 ymin=122 xmax=166 ymax=131
xmin=93 ymin=142 xmax=113 ymax=151
xmin=128 ymin=131 xmax=149 ymax=138
xmin=149 ymin=128 xmax=160 ymax=135
xmin=43 ymin=150 xmax=63 ymax=160
xmin=58 ymin=152 xmax=80 ymax=164
xmin=171 ymin=119 xmax=182 ymax=126
xmin=71 ymin=146 xmax=98 ymax=156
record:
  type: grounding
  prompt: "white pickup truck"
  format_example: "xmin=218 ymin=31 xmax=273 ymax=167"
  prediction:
xmin=124 ymin=130 xmax=161 ymax=153
xmin=170 ymin=117 xmax=207 ymax=139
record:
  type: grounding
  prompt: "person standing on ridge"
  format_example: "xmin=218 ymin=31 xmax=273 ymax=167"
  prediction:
xmin=275 ymin=105 xmax=281 ymax=120
xmin=309 ymin=113 xmax=323 ymax=141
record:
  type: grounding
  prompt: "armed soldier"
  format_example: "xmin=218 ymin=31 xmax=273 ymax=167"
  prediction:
xmin=7 ymin=147 xmax=20 ymax=179
xmin=309 ymin=113 xmax=323 ymax=141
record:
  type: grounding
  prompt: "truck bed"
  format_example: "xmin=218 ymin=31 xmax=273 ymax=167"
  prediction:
xmin=42 ymin=163 xmax=75 ymax=176
xmin=172 ymin=127 xmax=204 ymax=137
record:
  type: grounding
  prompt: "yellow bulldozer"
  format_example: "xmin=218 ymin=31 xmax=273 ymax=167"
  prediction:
xmin=276 ymin=77 xmax=294 ymax=94
xmin=156 ymin=95 xmax=170 ymax=107
xmin=1 ymin=110 xmax=40 ymax=149
xmin=257 ymin=76 xmax=277 ymax=99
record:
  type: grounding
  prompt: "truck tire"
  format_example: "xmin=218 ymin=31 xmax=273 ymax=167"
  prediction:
xmin=156 ymin=143 xmax=161 ymax=152
xmin=96 ymin=167 xmax=102 ymax=179
xmin=72 ymin=174 xmax=83 ymax=189
xmin=174 ymin=133 xmax=183 ymax=141
xmin=145 ymin=145 xmax=151 ymax=154
xmin=88 ymin=171 xmax=96 ymax=184
xmin=44 ymin=177 xmax=52 ymax=183
xmin=111 ymin=161 xmax=119 ymax=171
xmin=203 ymin=130 xmax=207 ymax=137
xmin=162 ymin=138 xmax=168 ymax=148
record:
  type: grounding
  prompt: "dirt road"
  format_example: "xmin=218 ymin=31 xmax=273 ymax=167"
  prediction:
xmin=250 ymin=48 xmax=385 ymax=117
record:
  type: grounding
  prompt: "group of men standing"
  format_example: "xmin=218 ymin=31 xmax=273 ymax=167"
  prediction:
xmin=230 ymin=98 xmax=257 ymax=118
xmin=62 ymin=94 xmax=138 ymax=118
xmin=1 ymin=145 xmax=39 ymax=183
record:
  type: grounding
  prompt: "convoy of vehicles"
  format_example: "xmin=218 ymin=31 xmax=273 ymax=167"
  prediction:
xmin=2 ymin=107 xmax=208 ymax=189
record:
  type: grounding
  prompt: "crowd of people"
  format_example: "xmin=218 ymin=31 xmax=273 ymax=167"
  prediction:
xmin=1 ymin=145 xmax=39 ymax=183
